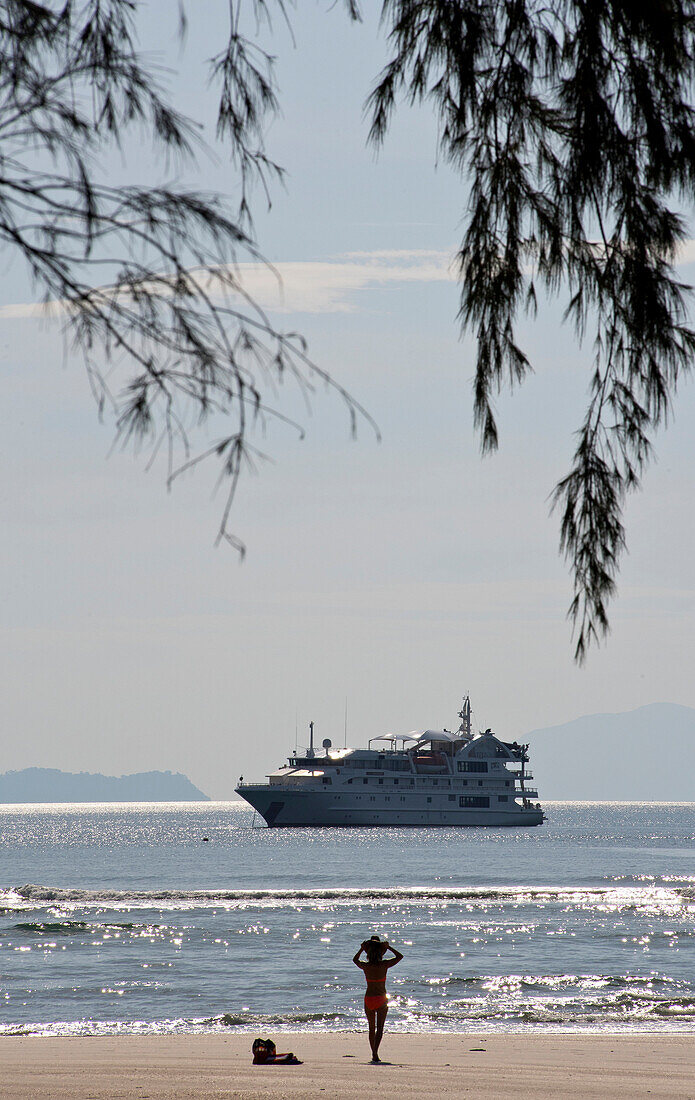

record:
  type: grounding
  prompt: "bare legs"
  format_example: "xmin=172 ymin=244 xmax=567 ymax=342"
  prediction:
xmin=365 ymin=1005 xmax=388 ymax=1062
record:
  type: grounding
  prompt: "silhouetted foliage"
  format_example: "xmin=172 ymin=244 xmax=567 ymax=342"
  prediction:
xmin=3 ymin=1 xmax=694 ymax=661
xmin=368 ymin=0 xmax=695 ymax=661
xmin=0 ymin=0 xmax=371 ymax=550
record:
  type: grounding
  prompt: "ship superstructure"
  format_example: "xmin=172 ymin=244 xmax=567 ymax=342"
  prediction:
xmin=236 ymin=696 xmax=544 ymax=827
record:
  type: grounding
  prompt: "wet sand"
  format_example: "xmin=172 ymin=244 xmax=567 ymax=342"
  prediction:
xmin=0 ymin=1032 xmax=693 ymax=1099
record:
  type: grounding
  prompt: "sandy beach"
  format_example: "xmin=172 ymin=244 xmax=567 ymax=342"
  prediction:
xmin=0 ymin=1032 xmax=693 ymax=1099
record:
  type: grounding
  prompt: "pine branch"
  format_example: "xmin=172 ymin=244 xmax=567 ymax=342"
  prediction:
xmin=0 ymin=0 xmax=374 ymax=550
xmin=370 ymin=0 xmax=695 ymax=660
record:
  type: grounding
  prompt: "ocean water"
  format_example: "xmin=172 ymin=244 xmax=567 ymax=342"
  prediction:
xmin=1 ymin=801 xmax=694 ymax=1036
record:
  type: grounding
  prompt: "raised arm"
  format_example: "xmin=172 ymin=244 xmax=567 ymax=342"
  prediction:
xmin=384 ymin=943 xmax=404 ymax=967
xmin=352 ymin=947 xmax=366 ymax=969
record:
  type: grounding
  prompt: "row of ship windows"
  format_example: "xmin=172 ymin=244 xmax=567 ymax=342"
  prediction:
xmin=340 ymin=761 xmax=493 ymax=772
xmin=316 ymin=794 xmax=509 ymax=806
xmin=294 ymin=759 xmax=499 ymax=773
xmin=291 ymin=756 xmax=513 ymax=772
xmin=325 ymin=777 xmax=511 ymax=788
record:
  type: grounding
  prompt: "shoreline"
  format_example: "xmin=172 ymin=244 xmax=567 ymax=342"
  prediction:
xmin=1 ymin=1016 xmax=695 ymax=1034
xmin=1 ymin=1032 xmax=694 ymax=1099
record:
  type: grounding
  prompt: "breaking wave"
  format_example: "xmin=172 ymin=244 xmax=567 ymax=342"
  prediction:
xmin=3 ymin=883 xmax=693 ymax=912
xmin=4 ymin=990 xmax=695 ymax=1037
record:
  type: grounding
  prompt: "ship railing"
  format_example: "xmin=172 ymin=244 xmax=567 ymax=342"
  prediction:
xmin=509 ymin=769 xmax=534 ymax=780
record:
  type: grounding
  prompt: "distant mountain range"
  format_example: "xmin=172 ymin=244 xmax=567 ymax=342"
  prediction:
xmin=526 ymin=702 xmax=695 ymax=800
xmin=5 ymin=702 xmax=691 ymax=802
xmin=0 ymin=768 xmax=209 ymax=803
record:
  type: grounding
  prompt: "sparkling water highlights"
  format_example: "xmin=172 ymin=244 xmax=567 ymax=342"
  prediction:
xmin=1 ymin=801 xmax=694 ymax=1035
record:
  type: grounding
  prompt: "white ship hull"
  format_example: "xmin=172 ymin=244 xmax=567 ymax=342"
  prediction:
xmin=237 ymin=785 xmax=544 ymax=827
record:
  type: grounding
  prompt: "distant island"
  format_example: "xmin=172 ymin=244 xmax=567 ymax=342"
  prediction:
xmin=0 ymin=767 xmax=210 ymax=803
xmin=526 ymin=702 xmax=695 ymax=800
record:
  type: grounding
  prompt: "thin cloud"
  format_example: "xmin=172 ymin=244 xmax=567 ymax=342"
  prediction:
xmin=235 ymin=251 xmax=456 ymax=313
xmin=3 ymin=240 xmax=695 ymax=322
xmin=0 ymin=250 xmax=457 ymax=321
xmin=0 ymin=299 xmax=68 ymax=320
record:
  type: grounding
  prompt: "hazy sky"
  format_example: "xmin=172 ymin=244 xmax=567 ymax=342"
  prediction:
xmin=2 ymin=4 xmax=694 ymax=798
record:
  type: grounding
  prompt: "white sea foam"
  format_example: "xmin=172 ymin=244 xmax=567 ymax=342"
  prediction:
xmin=3 ymin=883 xmax=693 ymax=914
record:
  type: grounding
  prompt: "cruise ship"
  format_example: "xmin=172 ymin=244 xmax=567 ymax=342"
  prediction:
xmin=236 ymin=696 xmax=544 ymax=827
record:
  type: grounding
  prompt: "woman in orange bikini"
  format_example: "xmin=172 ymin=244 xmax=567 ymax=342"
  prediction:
xmin=352 ymin=934 xmax=404 ymax=1063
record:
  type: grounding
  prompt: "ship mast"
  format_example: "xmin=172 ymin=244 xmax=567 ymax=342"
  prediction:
xmin=457 ymin=694 xmax=472 ymax=738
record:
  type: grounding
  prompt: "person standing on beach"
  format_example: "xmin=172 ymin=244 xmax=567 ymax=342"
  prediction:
xmin=353 ymin=934 xmax=404 ymax=1063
